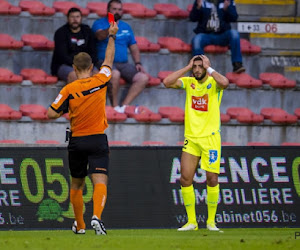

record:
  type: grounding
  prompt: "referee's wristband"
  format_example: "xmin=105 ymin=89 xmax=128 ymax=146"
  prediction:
xmin=207 ymin=67 xmax=215 ymax=75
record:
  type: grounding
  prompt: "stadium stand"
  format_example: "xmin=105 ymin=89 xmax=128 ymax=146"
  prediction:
xmin=0 ymin=139 xmax=24 ymax=144
xmin=123 ymin=2 xmax=157 ymax=18
xmin=281 ymin=142 xmax=300 ymax=146
xmin=105 ymin=106 xmax=127 ymax=123
xmin=158 ymin=37 xmax=191 ymax=53
xmin=135 ymin=37 xmax=160 ymax=52
xmin=0 ymin=0 xmax=299 ymax=146
xmin=142 ymin=141 xmax=166 ymax=146
xmin=247 ymin=142 xmax=271 ymax=146
xmin=35 ymin=140 xmax=60 ymax=144
xmin=260 ymin=108 xmax=298 ymax=124
xmin=226 ymin=107 xmax=264 ymax=124
xmin=153 ymin=3 xmax=189 ymax=19
xmin=109 ymin=141 xmax=132 ymax=146
xmin=21 ymin=34 xmax=54 ymax=50
xmin=53 ymin=1 xmax=89 ymax=16
xmin=19 ymin=104 xmax=49 ymax=121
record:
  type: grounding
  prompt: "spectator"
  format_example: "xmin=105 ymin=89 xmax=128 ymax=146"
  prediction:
xmin=51 ymin=7 xmax=98 ymax=83
xmin=189 ymin=0 xmax=245 ymax=73
xmin=92 ymin=0 xmax=148 ymax=113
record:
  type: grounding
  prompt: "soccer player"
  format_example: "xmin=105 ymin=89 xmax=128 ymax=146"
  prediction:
xmin=47 ymin=22 xmax=118 ymax=235
xmin=163 ymin=55 xmax=229 ymax=231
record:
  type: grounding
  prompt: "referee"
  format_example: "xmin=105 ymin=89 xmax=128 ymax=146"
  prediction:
xmin=47 ymin=22 xmax=118 ymax=235
xmin=163 ymin=55 xmax=229 ymax=232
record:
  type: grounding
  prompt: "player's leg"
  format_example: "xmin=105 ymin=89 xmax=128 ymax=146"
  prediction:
xmin=199 ymin=133 xmax=222 ymax=231
xmin=57 ymin=64 xmax=75 ymax=84
xmin=119 ymin=63 xmax=148 ymax=106
xmin=68 ymin=137 xmax=89 ymax=233
xmin=178 ymin=138 xmax=201 ymax=231
xmin=88 ymin=134 xmax=109 ymax=235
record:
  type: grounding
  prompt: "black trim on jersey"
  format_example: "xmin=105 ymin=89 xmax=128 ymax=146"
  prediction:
xmin=101 ymin=65 xmax=112 ymax=70
xmin=82 ymin=82 xmax=108 ymax=96
xmin=51 ymin=94 xmax=74 ymax=114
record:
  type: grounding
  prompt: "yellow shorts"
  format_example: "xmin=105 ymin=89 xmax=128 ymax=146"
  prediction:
xmin=182 ymin=133 xmax=221 ymax=174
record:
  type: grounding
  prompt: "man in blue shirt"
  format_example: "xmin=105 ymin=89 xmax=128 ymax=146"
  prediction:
xmin=190 ymin=0 xmax=245 ymax=73
xmin=92 ymin=0 xmax=148 ymax=113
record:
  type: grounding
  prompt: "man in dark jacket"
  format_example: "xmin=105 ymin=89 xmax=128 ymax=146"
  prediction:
xmin=190 ymin=0 xmax=245 ymax=73
xmin=51 ymin=8 xmax=98 ymax=83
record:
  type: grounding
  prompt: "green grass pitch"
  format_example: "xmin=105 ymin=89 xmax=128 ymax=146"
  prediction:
xmin=1 ymin=228 xmax=300 ymax=249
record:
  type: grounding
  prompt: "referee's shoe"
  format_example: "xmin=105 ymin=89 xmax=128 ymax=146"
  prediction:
xmin=91 ymin=215 xmax=107 ymax=235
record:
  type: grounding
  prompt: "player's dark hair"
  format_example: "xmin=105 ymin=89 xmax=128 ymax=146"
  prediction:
xmin=193 ymin=56 xmax=203 ymax=63
xmin=107 ymin=0 xmax=122 ymax=12
xmin=73 ymin=52 xmax=92 ymax=72
xmin=67 ymin=7 xmax=82 ymax=17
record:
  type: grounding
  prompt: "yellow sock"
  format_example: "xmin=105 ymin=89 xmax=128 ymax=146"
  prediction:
xmin=70 ymin=189 xmax=85 ymax=230
xmin=206 ymin=184 xmax=219 ymax=224
xmin=181 ymin=185 xmax=196 ymax=224
xmin=93 ymin=183 xmax=107 ymax=220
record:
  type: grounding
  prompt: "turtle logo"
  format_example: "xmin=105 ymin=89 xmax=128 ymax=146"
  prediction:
xmin=37 ymin=198 xmax=64 ymax=222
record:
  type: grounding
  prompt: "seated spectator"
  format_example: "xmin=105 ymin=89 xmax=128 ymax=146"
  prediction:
xmin=189 ymin=0 xmax=245 ymax=73
xmin=92 ymin=0 xmax=148 ymax=113
xmin=51 ymin=7 xmax=98 ymax=83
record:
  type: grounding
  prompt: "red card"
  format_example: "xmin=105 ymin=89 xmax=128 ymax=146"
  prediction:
xmin=108 ymin=12 xmax=114 ymax=24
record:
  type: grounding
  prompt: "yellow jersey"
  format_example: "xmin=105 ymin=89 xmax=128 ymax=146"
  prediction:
xmin=180 ymin=76 xmax=223 ymax=138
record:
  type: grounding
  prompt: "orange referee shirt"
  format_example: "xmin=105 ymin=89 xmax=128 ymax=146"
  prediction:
xmin=50 ymin=65 xmax=111 ymax=137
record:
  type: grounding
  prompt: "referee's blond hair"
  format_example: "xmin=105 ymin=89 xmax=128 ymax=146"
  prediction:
xmin=73 ymin=52 xmax=92 ymax=72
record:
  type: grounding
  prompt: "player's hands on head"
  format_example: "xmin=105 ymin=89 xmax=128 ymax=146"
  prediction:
xmin=199 ymin=55 xmax=211 ymax=69
xmin=188 ymin=55 xmax=200 ymax=69
xmin=108 ymin=22 xmax=118 ymax=35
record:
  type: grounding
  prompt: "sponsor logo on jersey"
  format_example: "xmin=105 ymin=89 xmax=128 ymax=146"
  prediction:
xmin=100 ymin=67 xmax=111 ymax=77
xmin=209 ymin=150 xmax=218 ymax=164
xmin=53 ymin=94 xmax=62 ymax=104
xmin=190 ymin=83 xmax=195 ymax=89
xmin=207 ymin=83 xmax=212 ymax=89
xmin=191 ymin=94 xmax=208 ymax=111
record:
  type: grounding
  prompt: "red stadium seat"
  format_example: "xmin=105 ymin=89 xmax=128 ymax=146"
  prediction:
xmin=281 ymin=142 xmax=300 ymax=146
xmin=53 ymin=1 xmax=89 ymax=16
xmin=220 ymin=113 xmax=231 ymax=123
xmin=187 ymin=4 xmax=193 ymax=12
xmin=226 ymin=72 xmax=263 ymax=88
xmin=0 ymin=139 xmax=25 ymax=144
xmin=146 ymin=74 xmax=161 ymax=87
xmin=135 ymin=37 xmax=160 ymax=52
xmin=154 ymin=3 xmax=189 ymax=19
xmin=19 ymin=1 xmax=55 ymax=16
xmin=222 ymin=142 xmax=236 ymax=146
xmin=157 ymin=71 xmax=173 ymax=81
xmin=295 ymin=108 xmax=300 ymax=118
xmin=227 ymin=107 xmax=264 ymax=124
xmin=260 ymin=107 xmax=298 ymax=124
xmin=123 ymin=3 xmax=156 ymax=18
xmin=19 ymin=104 xmax=49 ymax=120
xmin=105 ymin=106 xmax=127 ymax=122
xmin=86 ymin=2 xmax=107 ymax=16
xmin=177 ymin=141 xmax=184 ymax=146
xmin=158 ymin=37 xmax=191 ymax=53
xmin=0 ymin=34 xmax=23 ymax=49
xmin=0 ymin=68 xmax=23 ymax=84
xmin=21 ymin=34 xmax=54 ymax=50
xmin=0 ymin=104 xmax=22 ymax=120
xmin=158 ymin=106 xmax=184 ymax=123
xmin=0 ymin=0 xmax=21 ymax=15
xmin=247 ymin=142 xmax=271 ymax=146
xmin=20 ymin=68 xmax=58 ymax=84
xmin=240 ymin=39 xmax=261 ymax=54
xmin=142 ymin=141 xmax=166 ymax=146
xmin=109 ymin=141 xmax=132 ymax=146
xmin=259 ymin=72 xmax=296 ymax=88
xmin=35 ymin=140 xmax=60 ymax=144
xmin=125 ymin=106 xmax=162 ymax=122
xmin=204 ymin=45 xmax=228 ymax=54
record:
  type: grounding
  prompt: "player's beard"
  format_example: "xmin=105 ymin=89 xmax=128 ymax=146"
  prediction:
xmin=114 ymin=13 xmax=122 ymax=21
xmin=193 ymin=71 xmax=206 ymax=81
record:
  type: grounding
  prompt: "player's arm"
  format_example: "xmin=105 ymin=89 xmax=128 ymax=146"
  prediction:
xmin=47 ymin=107 xmax=62 ymax=119
xmin=163 ymin=56 xmax=197 ymax=89
xmin=102 ymin=22 xmax=118 ymax=69
xmin=95 ymin=29 xmax=109 ymax=41
xmin=200 ymin=55 xmax=229 ymax=89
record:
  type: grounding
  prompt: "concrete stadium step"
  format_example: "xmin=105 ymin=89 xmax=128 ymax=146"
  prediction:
xmin=0 ymin=83 xmax=299 ymax=115
xmin=235 ymin=0 xmax=296 ymax=17
xmin=0 ymin=118 xmax=299 ymax=146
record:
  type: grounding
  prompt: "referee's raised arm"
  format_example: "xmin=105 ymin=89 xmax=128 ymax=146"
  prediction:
xmin=102 ymin=22 xmax=118 ymax=69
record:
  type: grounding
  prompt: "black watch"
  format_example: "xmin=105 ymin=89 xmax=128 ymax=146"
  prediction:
xmin=108 ymin=34 xmax=116 ymax=40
